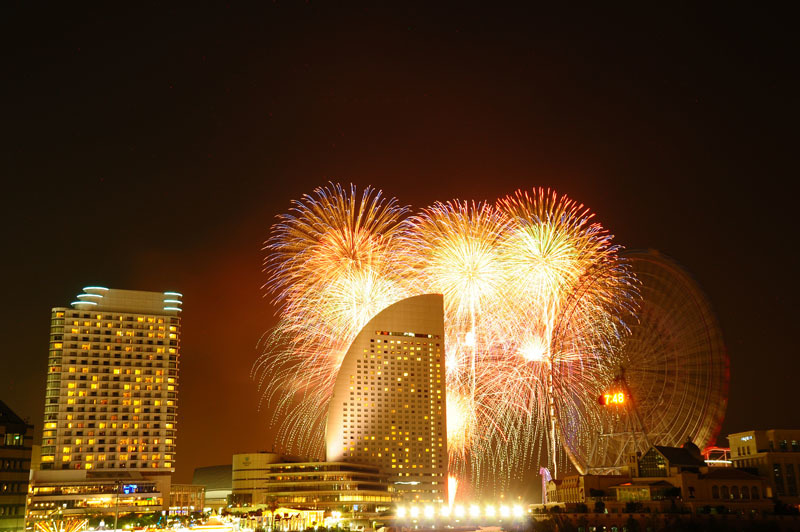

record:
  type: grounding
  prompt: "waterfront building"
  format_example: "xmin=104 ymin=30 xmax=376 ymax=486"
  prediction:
xmin=545 ymin=441 xmax=770 ymax=515
xmin=0 ymin=401 xmax=33 ymax=532
xmin=192 ymin=465 xmax=232 ymax=512
xmin=169 ymin=484 xmax=205 ymax=515
xmin=29 ymin=287 xmax=182 ymax=520
xmin=546 ymin=474 xmax=629 ymax=505
xmin=40 ymin=287 xmax=181 ymax=471
xmin=25 ymin=470 xmax=167 ymax=519
xmin=325 ymin=294 xmax=448 ymax=503
xmin=231 ymin=452 xmax=395 ymax=512
xmin=729 ymin=429 xmax=800 ymax=504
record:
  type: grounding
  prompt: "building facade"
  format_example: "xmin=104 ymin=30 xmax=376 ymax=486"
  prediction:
xmin=26 ymin=470 xmax=168 ymax=519
xmin=30 ymin=287 xmax=182 ymax=520
xmin=546 ymin=474 xmax=628 ymax=505
xmin=169 ymin=484 xmax=205 ymax=515
xmin=325 ymin=294 xmax=448 ymax=504
xmin=545 ymin=442 xmax=771 ymax=515
xmin=729 ymin=429 xmax=800 ymax=504
xmin=192 ymin=465 xmax=232 ymax=512
xmin=231 ymin=453 xmax=395 ymax=512
xmin=0 ymin=401 xmax=33 ymax=532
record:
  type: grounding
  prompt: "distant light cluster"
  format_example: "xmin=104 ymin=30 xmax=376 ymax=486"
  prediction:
xmin=396 ymin=502 xmax=526 ymax=521
xmin=254 ymin=183 xmax=639 ymax=494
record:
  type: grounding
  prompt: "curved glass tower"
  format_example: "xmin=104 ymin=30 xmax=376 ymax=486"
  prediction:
xmin=326 ymin=294 xmax=448 ymax=503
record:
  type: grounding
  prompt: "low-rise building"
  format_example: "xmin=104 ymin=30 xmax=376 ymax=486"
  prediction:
xmin=192 ymin=465 xmax=232 ymax=512
xmin=26 ymin=470 xmax=170 ymax=522
xmin=232 ymin=452 xmax=396 ymax=512
xmin=169 ymin=484 xmax=205 ymax=515
xmin=547 ymin=474 xmax=629 ymax=504
xmin=545 ymin=439 xmax=771 ymax=515
xmin=729 ymin=429 xmax=800 ymax=505
xmin=1 ymin=401 xmax=34 ymax=532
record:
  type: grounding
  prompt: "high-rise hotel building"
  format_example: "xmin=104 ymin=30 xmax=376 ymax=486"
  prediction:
xmin=27 ymin=287 xmax=181 ymax=521
xmin=326 ymin=294 xmax=448 ymax=504
xmin=40 ymin=287 xmax=182 ymax=471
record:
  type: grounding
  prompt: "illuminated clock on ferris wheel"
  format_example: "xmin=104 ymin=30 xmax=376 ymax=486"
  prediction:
xmin=556 ymin=250 xmax=729 ymax=475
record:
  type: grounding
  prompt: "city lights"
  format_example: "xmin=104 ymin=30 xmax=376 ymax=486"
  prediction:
xmin=394 ymin=502 xmax=526 ymax=522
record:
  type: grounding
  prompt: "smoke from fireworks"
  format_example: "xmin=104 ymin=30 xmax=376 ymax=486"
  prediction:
xmin=254 ymin=183 xmax=638 ymax=493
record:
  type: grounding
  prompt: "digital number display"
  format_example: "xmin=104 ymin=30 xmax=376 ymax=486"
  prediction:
xmin=599 ymin=392 xmax=625 ymax=405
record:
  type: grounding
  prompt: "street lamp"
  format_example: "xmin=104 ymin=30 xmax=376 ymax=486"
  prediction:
xmin=113 ymin=481 xmax=122 ymax=532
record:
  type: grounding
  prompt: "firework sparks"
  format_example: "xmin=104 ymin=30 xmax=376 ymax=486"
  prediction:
xmin=255 ymin=184 xmax=638 ymax=492
xmin=255 ymin=183 xmax=411 ymax=457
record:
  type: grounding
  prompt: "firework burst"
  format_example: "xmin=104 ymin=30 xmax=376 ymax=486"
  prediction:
xmin=255 ymin=183 xmax=411 ymax=457
xmin=255 ymin=183 xmax=639 ymax=492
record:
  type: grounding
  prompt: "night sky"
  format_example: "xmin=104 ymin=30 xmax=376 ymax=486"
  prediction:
xmin=1 ymin=4 xmax=797 ymax=490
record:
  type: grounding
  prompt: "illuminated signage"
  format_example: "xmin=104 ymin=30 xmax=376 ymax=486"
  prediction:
xmin=599 ymin=392 xmax=625 ymax=406
xmin=122 ymin=484 xmax=137 ymax=494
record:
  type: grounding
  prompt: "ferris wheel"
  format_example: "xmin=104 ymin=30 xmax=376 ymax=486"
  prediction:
xmin=556 ymin=249 xmax=729 ymax=474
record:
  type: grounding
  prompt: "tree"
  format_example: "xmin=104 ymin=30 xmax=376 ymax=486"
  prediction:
xmin=265 ymin=496 xmax=280 ymax=529
xmin=625 ymin=515 xmax=640 ymax=532
xmin=624 ymin=501 xmax=643 ymax=513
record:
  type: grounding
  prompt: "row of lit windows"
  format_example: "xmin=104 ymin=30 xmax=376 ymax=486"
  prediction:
xmin=54 ymin=310 xmax=177 ymax=324
xmin=63 ymin=322 xmax=176 ymax=331
xmin=52 ymin=348 xmax=178 ymax=357
xmin=50 ymin=456 xmax=176 ymax=467
xmin=64 ymin=330 xmax=174 ymax=339
xmin=65 ymin=367 xmax=166 ymax=376
xmin=58 ymin=452 xmax=171 ymax=460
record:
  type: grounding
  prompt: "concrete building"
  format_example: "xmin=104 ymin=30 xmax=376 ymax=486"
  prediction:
xmin=169 ymin=484 xmax=205 ymax=515
xmin=26 ymin=470 xmax=168 ymax=520
xmin=729 ymin=429 xmax=800 ymax=504
xmin=231 ymin=452 xmax=395 ymax=512
xmin=0 ymin=401 xmax=33 ymax=532
xmin=29 ymin=287 xmax=182 ymax=520
xmin=325 ymin=294 xmax=448 ymax=504
xmin=546 ymin=441 xmax=770 ymax=515
xmin=192 ymin=465 xmax=232 ymax=512
xmin=546 ymin=474 xmax=628 ymax=505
